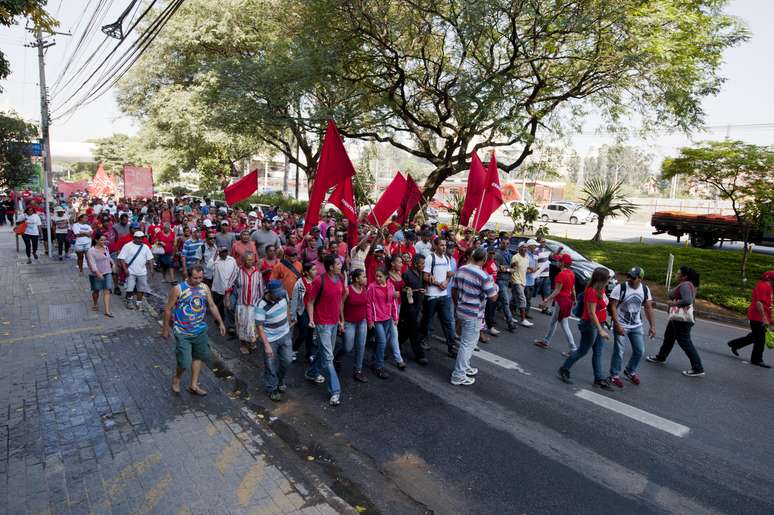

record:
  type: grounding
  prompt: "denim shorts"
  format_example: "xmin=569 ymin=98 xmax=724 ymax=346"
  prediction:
xmin=88 ymin=274 xmax=114 ymax=292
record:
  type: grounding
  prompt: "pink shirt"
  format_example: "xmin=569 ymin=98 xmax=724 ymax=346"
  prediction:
xmin=366 ymin=282 xmax=398 ymax=325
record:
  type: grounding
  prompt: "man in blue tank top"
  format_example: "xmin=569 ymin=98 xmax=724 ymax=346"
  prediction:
xmin=161 ymin=264 xmax=226 ymax=395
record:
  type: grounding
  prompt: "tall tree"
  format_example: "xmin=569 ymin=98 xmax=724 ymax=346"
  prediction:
xmin=581 ymin=177 xmax=636 ymax=242
xmin=583 ymin=144 xmax=654 ymax=193
xmin=0 ymin=111 xmax=39 ymax=189
xmin=0 ymin=0 xmax=56 ymax=86
xmin=661 ymin=140 xmax=774 ymax=280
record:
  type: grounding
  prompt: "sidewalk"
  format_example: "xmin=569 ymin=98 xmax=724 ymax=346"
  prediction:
xmin=0 ymin=229 xmax=345 ymax=515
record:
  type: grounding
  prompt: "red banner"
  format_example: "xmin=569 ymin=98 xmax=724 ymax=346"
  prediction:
xmin=57 ymin=179 xmax=89 ymax=197
xmin=329 ymin=176 xmax=358 ymax=224
xmin=368 ymin=172 xmax=407 ymax=227
xmin=396 ymin=175 xmax=423 ymax=224
xmin=88 ymin=164 xmax=117 ymax=198
xmin=473 ymin=154 xmax=504 ymax=231
xmin=460 ymin=152 xmax=486 ymax=227
xmin=224 ymin=169 xmax=259 ymax=205
xmin=123 ymin=165 xmax=154 ymax=199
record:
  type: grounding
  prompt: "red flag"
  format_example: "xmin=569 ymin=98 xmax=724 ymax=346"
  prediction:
xmin=396 ymin=175 xmax=423 ymax=225
xmin=328 ymin=176 xmax=357 ymax=224
xmin=224 ymin=169 xmax=259 ymax=205
xmin=368 ymin=172 xmax=407 ymax=227
xmin=473 ymin=154 xmax=504 ymax=231
xmin=304 ymin=120 xmax=357 ymax=233
xmin=57 ymin=179 xmax=88 ymax=197
xmin=123 ymin=165 xmax=154 ymax=199
xmin=89 ymin=164 xmax=117 ymax=198
xmin=459 ymin=153 xmax=486 ymax=226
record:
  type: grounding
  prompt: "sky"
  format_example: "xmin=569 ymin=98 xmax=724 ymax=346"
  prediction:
xmin=1 ymin=0 xmax=773 ymax=160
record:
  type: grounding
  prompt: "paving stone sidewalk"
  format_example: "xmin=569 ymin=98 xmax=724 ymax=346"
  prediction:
xmin=0 ymin=229 xmax=346 ymax=515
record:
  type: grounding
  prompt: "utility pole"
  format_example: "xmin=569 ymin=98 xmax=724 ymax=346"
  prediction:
xmin=32 ymin=28 xmax=55 ymax=257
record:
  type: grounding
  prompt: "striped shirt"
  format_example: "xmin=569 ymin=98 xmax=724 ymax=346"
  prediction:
xmin=182 ymin=238 xmax=204 ymax=268
xmin=452 ymin=264 xmax=497 ymax=319
xmin=226 ymin=266 xmax=264 ymax=306
xmin=536 ymin=245 xmax=551 ymax=278
xmin=255 ymin=295 xmax=290 ymax=342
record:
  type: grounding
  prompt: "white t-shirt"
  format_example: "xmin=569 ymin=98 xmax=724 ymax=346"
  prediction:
xmin=20 ymin=213 xmax=41 ymax=236
xmin=118 ymin=242 xmax=154 ymax=276
xmin=93 ymin=204 xmax=103 ymax=215
xmin=414 ymin=240 xmax=432 ymax=258
xmin=423 ymin=252 xmax=451 ymax=297
xmin=72 ymin=223 xmax=93 ymax=246
xmin=610 ymin=283 xmax=646 ymax=330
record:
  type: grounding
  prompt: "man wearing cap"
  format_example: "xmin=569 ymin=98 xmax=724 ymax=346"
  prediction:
xmin=365 ymin=244 xmax=387 ymax=284
xmin=181 ymin=224 xmax=204 ymax=278
xmin=52 ymin=206 xmax=71 ymax=260
xmin=256 ymin=280 xmax=293 ymax=401
xmin=201 ymin=230 xmax=219 ymax=287
xmin=414 ymin=230 xmax=433 ymax=258
xmin=211 ymin=245 xmax=238 ymax=335
xmin=251 ymin=216 xmax=281 ymax=257
xmin=270 ymin=246 xmax=303 ymax=297
xmin=534 ymin=236 xmax=552 ymax=314
xmin=535 ymin=254 xmax=577 ymax=355
xmin=727 ymin=270 xmax=774 ymax=368
xmin=607 ymin=266 xmax=656 ymax=386
xmin=420 ymin=238 xmax=458 ymax=356
xmin=215 ymin=219 xmax=235 ymax=250
xmin=118 ymin=230 xmax=155 ymax=310
xmin=494 ymin=238 xmax=517 ymax=332
xmin=510 ymin=242 xmax=533 ymax=327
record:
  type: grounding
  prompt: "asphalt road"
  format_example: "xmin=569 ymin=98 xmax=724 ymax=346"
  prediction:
xmin=195 ymin=296 xmax=774 ymax=514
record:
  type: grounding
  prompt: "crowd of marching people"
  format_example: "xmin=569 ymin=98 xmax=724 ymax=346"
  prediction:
xmin=8 ymin=193 xmax=774 ymax=405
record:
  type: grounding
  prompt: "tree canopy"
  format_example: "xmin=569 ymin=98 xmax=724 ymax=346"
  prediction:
xmin=0 ymin=0 xmax=56 ymax=87
xmin=0 ymin=111 xmax=39 ymax=189
xmin=118 ymin=0 xmax=748 ymax=200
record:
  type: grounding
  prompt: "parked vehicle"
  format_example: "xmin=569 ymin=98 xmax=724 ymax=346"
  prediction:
xmin=508 ymin=236 xmax=617 ymax=293
xmin=539 ymin=202 xmax=595 ymax=224
xmin=651 ymin=211 xmax=774 ymax=248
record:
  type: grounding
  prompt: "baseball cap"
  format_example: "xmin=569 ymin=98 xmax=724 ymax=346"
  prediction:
xmin=283 ymin=246 xmax=297 ymax=256
xmin=220 ymin=220 xmax=229 ymax=225
xmin=218 ymin=246 xmax=229 ymax=252
xmin=526 ymin=239 xmax=538 ymax=246
xmin=626 ymin=266 xmax=644 ymax=279
xmin=762 ymin=270 xmax=774 ymax=281
xmin=130 ymin=221 xmax=140 ymax=229
xmin=561 ymin=254 xmax=573 ymax=266
xmin=133 ymin=231 xmax=145 ymax=238
xmin=374 ymin=244 xmax=385 ymax=252
xmin=55 ymin=206 xmax=64 ymax=212
xmin=267 ymin=280 xmax=285 ymax=296
xmin=517 ymin=242 xmax=526 ymax=248
xmin=248 ymin=211 xmax=257 ymax=217
xmin=203 ymin=219 xmax=213 ymax=227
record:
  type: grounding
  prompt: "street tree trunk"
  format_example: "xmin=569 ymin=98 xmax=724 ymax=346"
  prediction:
xmin=592 ymin=216 xmax=605 ymax=242
xmin=282 ymin=152 xmax=289 ymax=196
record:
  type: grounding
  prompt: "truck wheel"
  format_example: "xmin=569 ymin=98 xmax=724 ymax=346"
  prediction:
xmin=690 ymin=234 xmax=718 ymax=248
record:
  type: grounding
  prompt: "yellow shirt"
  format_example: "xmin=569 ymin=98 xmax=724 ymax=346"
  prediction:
xmin=510 ymin=253 xmax=528 ymax=285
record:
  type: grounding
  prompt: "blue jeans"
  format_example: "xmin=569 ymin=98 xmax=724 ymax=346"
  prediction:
xmin=452 ymin=317 xmax=479 ymax=382
xmin=371 ymin=320 xmax=393 ymax=369
xmin=343 ymin=320 xmax=367 ymax=371
xmin=544 ymin=304 xmax=576 ymax=351
xmin=306 ymin=324 xmax=341 ymax=395
xmin=420 ymin=296 xmax=456 ymax=348
xmin=610 ymin=327 xmax=644 ymax=377
xmin=496 ymin=280 xmax=513 ymax=323
xmin=263 ymin=333 xmax=292 ymax=393
xmin=561 ymin=320 xmax=606 ymax=381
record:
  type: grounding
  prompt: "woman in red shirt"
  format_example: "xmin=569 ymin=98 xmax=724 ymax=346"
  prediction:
xmin=367 ymin=268 xmax=400 ymax=379
xmin=558 ymin=267 xmax=611 ymax=389
xmin=535 ymin=254 xmax=576 ymax=356
xmin=154 ymin=223 xmax=176 ymax=283
xmin=483 ymin=247 xmax=499 ymax=341
xmin=341 ymin=269 xmax=369 ymax=382
xmin=727 ymin=270 xmax=774 ymax=367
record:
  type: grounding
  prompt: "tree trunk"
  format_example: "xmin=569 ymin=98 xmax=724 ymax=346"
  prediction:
xmin=282 ymin=152 xmax=289 ymax=196
xmin=741 ymin=231 xmax=750 ymax=283
xmin=592 ymin=216 xmax=605 ymax=242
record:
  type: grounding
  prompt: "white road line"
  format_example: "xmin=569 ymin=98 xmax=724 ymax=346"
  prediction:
xmin=473 ymin=349 xmax=531 ymax=375
xmin=575 ymin=389 xmax=690 ymax=438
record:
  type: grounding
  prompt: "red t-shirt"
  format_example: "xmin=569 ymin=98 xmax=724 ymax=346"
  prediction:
xmin=748 ymin=280 xmax=772 ymax=323
xmin=261 ymin=258 xmax=278 ymax=284
xmin=484 ymin=259 xmax=497 ymax=279
xmin=398 ymin=243 xmax=416 ymax=258
xmin=305 ymin=274 xmax=345 ymax=325
xmin=344 ymin=285 xmax=368 ymax=323
xmin=154 ymin=230 xmax=175 ymax=254
xmin=365 ymin=254 xmax=386 ymax=284
xmin=581 ymin=287 xmax=608 ymax=323
xmin=555 ymin=269 xmax=575 ymax=300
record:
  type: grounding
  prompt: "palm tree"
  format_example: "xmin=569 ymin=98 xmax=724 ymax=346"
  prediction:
xmin=581 ymin=177 xmax=636 ymax=242
xmin=447 ymin=189 xmax=466 ymax=227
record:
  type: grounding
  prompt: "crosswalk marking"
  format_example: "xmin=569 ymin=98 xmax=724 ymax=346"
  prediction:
xmin=473 ymin=349 xmax=531 ymax=375
xmin=575 ymin=389 xmax=691 ymax=437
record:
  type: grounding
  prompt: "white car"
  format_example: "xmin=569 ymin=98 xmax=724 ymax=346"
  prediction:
xmin=539 ymin=202 xmax=595 ymax=224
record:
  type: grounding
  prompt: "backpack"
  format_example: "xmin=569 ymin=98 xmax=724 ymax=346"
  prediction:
xmin=609 ymin=282 xmax=650 ymax=316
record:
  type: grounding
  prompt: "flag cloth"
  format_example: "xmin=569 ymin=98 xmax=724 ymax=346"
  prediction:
xmin=224 ymin=169 xmax=258 ymax=206
xmin=328 ymin=176 xmax=358 ymax=224
xmin=473 ymin=154 xmax=504 ymax=231
xmin=123 ymin=165 xmax=154 ymax=199
xmin=304 ymin=120 xmax=357 ymax=233
xmin=57 ymin=179 xmax=88 ymax=197
xmin=88 ymin=164 xmax=117 ymax=198
xmin=459 ymin=152 xmax=486 ymax=227
xmin=396 ymin=175 xmax=423 ymax=225
xmin=368 ymin=172 xmax=407 ymax=227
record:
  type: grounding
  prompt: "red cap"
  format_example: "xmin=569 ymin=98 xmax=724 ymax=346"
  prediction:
xmin=763 ymin=271 xmax=774 ymax=281
xmin=284 ymin=246 xmax=298 ymax=256
xmin=561 ymin=254 xmax=573 ymax=266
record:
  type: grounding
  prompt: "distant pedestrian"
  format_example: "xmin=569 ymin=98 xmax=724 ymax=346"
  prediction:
xmin=117 ymin=231 xmax=155 ymax=310
xmin=558 ymin=267 xmax=612 ymax=389
xmin=533 ymin=236 xmax=552 ymax=314
xmin=290 ymin=262 xmax=317 ymax=362
xmin=509 ymin=242 xmax=533 ymax=327
xmin=646 ymin=266 xmax=705 ymax=377
xmin=256 ymin=280 xmax=292 ymax=401
xmin=225 ymin=251 xmax=263 ymax=355
xmin=494 ymin=238 xmax=517 ymax=332
xmin=86 ymin=233 xmax=115 ymax=317
xmin=367 ymin=268 xmax=399 ymax=381
xmin=210 ymin=246 xmax=237 ymax=335
xmin=399 ymin=254 xmax=428 ymax=365
xmin=51 ymin=206 xmax=71 ymax=260
xmin=72 ymin=213 xmax=93 ymax=274
xmin=727 ymin=270 xmax=774 ymax=368
xmin=607 ymin=267 xmax=656 ymax=387
xmin=18 ymin=206 xmax=42 ymax=264
xmin=341 ymin=269 xmax=369 ymax=382
xmin=535 ymin=253 xmax=577 ymax=355
xmin=161 ymin=265 xmax=226 ymax=396
xmin=420 ymin=238 xmax=458 ymax=357
xmin=450 ymin=248 xmax=498 ymax=386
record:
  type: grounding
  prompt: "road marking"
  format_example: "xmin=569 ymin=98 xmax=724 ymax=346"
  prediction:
xmin=473 ymin=349 xmax=531 ymax=375
xmin=575 ymin=389 xmax=690 ymax=438
xmin=132 ymin=471 xmax=173 ymax=515
xmin=237 ymin=459 xmax=266 ymax=505
xmin=0 ymin=325 xmax=104 ymax=344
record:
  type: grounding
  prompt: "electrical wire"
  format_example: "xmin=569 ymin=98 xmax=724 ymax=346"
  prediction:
xmin=51 ymin=0 xmax=108 ymax=91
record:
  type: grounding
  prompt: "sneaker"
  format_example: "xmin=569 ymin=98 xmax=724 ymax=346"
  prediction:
xmin=489 ymin=327 xmax=501 ymax=336
xmin=465 ymin=367 xmax=478 ymax=376
xmin=751 ymin=362 xmax=772 ymax=368
xmin=645 ymin=355 xmax=665 ymax=364
xmin=269 ymin=391 xmax=281 ymax=402
xmin=609 ymin=376 xmax=624 ymax=388
xmin=520 ymin=319 xmax=534 ymax=327
xmin=125 ymin=301 xmax=135 ymax=310
xmin=560 ymin=351 xmax=572 ymax=357
xmin=594 ymin=379 xmax=614 ymax=391
xmin=33 ymin=253 xmax=38 ymax=260
xmin=558 ymin=367 xmax=571 ymax=383
xmin=728 ymin=343 xmax=739 ymax=357
xmin=329 ymin=394 xmax=340 ymax=406
xmin=682 ymin=369 xmax=705 ymax=377
xmin=533 ymin=339 xmax=549 ymax=349
xmin=506 ymin=322 xmax=516 ymax=333
xmin=395 ymin=361 xmax=407 ymax=370
xmin=113 ymin=286 xmax=121 ymax=295
xmin=372 ymin=367 xmax=390 ymax=380
xmin=353 ymin=370 xmax=368 ymax=382
xmin=304 ymin=372 xmax=325 ymax=384
xmin=623 ymin=370 xmax=640 ymax=385
xmin=278 ymin=384 xmax=287 ymax=393
xmin=291 ymin=352 xmax=298 ymax=362
xmin=450 ymin=376 xmax=476 ymax=386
